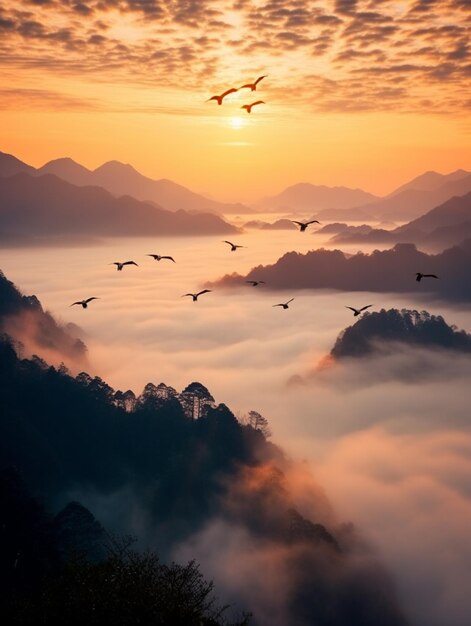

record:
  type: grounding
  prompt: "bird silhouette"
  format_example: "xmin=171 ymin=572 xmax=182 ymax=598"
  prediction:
xmin=207 ymin=88 xmax=238 ymax=105
xmin=241 ymin=101 xmax=265 ymax=113
xmin=416 ymin=273 xmax=439 ymax=282
xmin=345 ymin=305 xmax=373 ymax=316
xmin=112 ymin=261 xmax=138 ymax=271
xmin=223 ymin=240 xmax=246 ymax=251
xmin=70 ymin=297 xmax=99 ymax=309
xmin=147 ymin=254 xmax=175 ymax=263
xmin=182 ymin=290 xmax=212 ymax=302
xmin=240 ymin=75 xmax=268 ymax=91
xmin=291 ymin=220 xmax=320 ymax=232
xmin=246 ymin=280 xmax=265 ymax=286
xmin=273 ymin=298 xmax=294 ymax=309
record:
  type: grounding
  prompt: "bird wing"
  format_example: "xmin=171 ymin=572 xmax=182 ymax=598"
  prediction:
xmin=223 ymin=240 xmax=234 ymax=246
xmin=240 ymin=83 xmax=253 ymax=89
xmin=85 ymin=297 xmax=99 ymax=303
xmin=222 ymin=88 xmax=237 ymax=98
xmin=207 ymin=95 xmax=220 ymax=102
xmin=290 ymin=221 xmax=303 ymax=227
xmin=251 ymin=100 xmax=265 ymax=106
xmin=272 ymin=304 xmax=283 ymax=307
xmin=246 ymin=281 xmax=256 ymax=285
xmin=70 ymin=302 xmax=82 ymax=306
xmin=147 ymin=254 xmax=158 ymax=259
xmin=286 ymin=298 xmax=294 ymax=305
xmin=345 ymin=306 xmax=357 ymax=313
xmin=197 ymin=289 xmax=212 ymax=297
xmin=306 ymin=220 xmax=320 ymax=225
xmin=124 ymin=261 xmax=138 ymax=266
xmin=182 ymin=293 xmax=194 ymax=298
xmin=255 ymin=75 xmax=268 ymax=85
xmin=359 ymin=304 xmax=373 ymax=312
xmin=241 ymin=104 xmax=250 ymax=110
xmin=425 ymin=274 xmax=439 ymax=278
xmin=162 ymin=256 xmax=176 ymax=262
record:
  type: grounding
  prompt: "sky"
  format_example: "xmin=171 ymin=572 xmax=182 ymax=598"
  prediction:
xmin=0 ymin=0 xmax=470 ymax=201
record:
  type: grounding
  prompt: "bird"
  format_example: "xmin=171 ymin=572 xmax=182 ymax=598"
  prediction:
xmin=416 ymin=272 xmax=439 ymax=282
xmin=147 ymin=254 xmax=175 ymax=263
xmin=240 ymin=75 xmax=268 ymax=91
xmin=246 ymin=280 xmax=265 ymax=286
xmin=273 ymin=298 xmax=294 ymax=309
xmin=70 ymin=297 xmax=99 ymax=309
xmin=345 ymin=305 xmax=373 ymax=316
xmin=207 ymin=88 xmax=238 ymax=105
xmin=223 ymin=240 xmax=246 ymax=252
xmin=241 ymin=100 xmax=265 ymax=113
xmin=182 ymin=290 xmax=212 ymax=302
xmin=291 ymin=220 xmax=320 ymax=232
xmin=111 ymin=261 xmax=138 ymax=271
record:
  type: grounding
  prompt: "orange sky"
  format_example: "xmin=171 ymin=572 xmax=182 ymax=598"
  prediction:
xmin=0 ymin=0 xmax=469 ymax=201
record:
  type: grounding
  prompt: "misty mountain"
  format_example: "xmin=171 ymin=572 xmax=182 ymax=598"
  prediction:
xmin=257 ymin=183 xmax=379 ymax=213
xmin=331 ymin=308 xmax=471 ymax=359
xmin=348 ymin=175 xmax=471 ymax=222
xmin=0 ymin=269 xmax=87 ymax=366
xmin=0 ymin=172 xmax=237 ymax=240
xmin=387 ymin=169 xmax=470 ymax=197
xmin=331 ymin=191 xmax=471 ymax=249
xmin=212 ymin=240 xmax=471 ymax=301
xmin=38 ymin=157 xmax=252 ymax=215
xmin=0 ymin=151 xmax=35 ymax=177
xmin=0 ymin=273 xmax=408 ymax=626
xmin=311 ymin=206 xmax=375 ymax=222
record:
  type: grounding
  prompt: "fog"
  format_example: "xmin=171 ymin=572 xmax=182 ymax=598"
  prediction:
xmin=2 ymin=224 xmax=471 ymax=626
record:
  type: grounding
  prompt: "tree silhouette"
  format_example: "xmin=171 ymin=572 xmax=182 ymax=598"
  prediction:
xmin=246 ymin=410 xmax=272 ymax=438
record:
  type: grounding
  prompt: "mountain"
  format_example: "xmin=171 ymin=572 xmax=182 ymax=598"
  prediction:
xmin=331 ymin=308 xmax=471 ymax=359
xmin=211 ymin=240 xmax=471 ymax=301
xmin=0 ymin=269 xmax=87 ymax=366
xmin=0 ymin=151 xmax=35 ymax=177
xmin=37 ymin=157 xmax=252 ymax=215
xmin=0 ymin=172 xmax=237 ymax=240
xmin=387 ymin=169 xmax=470 ymax=197
xmin=396 ymin=190 xmax=471 ymax=234
xmin=256 ymin=183 xmax=380 ymax=213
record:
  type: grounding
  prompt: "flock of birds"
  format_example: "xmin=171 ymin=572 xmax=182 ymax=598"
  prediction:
xmin=207 ymin=75 xmax=268 ymax=113
xmin=71 ymin=225 xmax=440 ymax=314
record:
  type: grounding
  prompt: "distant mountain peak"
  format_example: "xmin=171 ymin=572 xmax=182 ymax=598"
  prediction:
xmin=94 ymin=160 xmax=139 ymax=174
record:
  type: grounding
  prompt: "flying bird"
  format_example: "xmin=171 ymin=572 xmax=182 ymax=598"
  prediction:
xmin=147 ymin=254 xmax=176 ymax=263
xmin=291 ymin=220 xmax=321 ymax=232
xmin=345 ymin=305 xmax=373 ymax=316
xmin=416 ymin=272 xmax=439 ymax=282
xmin=246 ymin=280 xmax=265 ymax=286
xmin=70 ymin=297 xmax=99 ymax=309
xmin=111 ymin=261 xmax=138 ymax=271
xmin=207 ymin=88 xmax=238 ymax=105
xmin=240 ymin=75 xmax=268 ymax=91
xmin=182 ymin=290 xmax=212 ymax=302
xmin=241 ymin=101 xmax=265 ymax=113
xmin=223 ymin=240 xmax=246 ymax=252
xmin=273 ymin=298 xmax=294 ymax=310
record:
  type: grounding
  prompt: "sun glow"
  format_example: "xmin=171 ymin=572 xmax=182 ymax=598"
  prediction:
xmin=229 ymin=116 xmax=245 ymax=129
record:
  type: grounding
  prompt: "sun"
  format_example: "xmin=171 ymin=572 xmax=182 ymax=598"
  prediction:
xmin=229 ymin=116 xmax=245 ymax=130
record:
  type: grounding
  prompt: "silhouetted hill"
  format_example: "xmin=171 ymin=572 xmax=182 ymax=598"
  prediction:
xmin=332 ymin=192 xmax=471 ymax=249
xmin=331 ymin=309 xmax=471 ymax=359
xmin=212 ymin=240 xmax=471 ymax=301
xmin=0 ymin=269 xmax=87 ymax=366
xmin=243 ymin=218 xmax=296 ymax=230
xmin=387 ymin=169 xmax=470 ymax=197
xmin=0 ymin=151 xmax=35 ymax=177
xmin=0 ymin=273 xmax=408 ymax=626
xmin=0 ymin=173 xmax=237 ymax=240
xmin=257 ymin=183 xmax=379 ymax=213
xmin=311 ymin=206 xmax=375 ymax=222
xmin=349 ymin=176 xmax=471 ymax=222
xmin=37 ymin=157 xmax=252 ymax=215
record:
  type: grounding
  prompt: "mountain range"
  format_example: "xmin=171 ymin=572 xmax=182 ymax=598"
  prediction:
xmin=0 ymin=171 xmax=237 ymax=241
xmin=0 ymin=151 xmax=251 ymax=216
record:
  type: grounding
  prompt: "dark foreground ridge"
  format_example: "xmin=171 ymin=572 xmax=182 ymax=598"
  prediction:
xmin=0 ymin=272 xmax=409 ymax=626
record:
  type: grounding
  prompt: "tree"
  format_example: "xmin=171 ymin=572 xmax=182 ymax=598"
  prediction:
xmin=246 ymin=411 xmax=271 ymax=438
